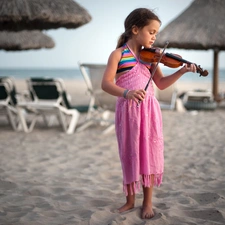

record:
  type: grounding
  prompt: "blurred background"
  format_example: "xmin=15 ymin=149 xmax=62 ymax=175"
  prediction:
xmin=0 ymin=0 xmax=224 ymax=70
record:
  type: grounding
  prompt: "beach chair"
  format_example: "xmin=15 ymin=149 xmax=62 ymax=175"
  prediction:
xmin=0 ymin=77 xmax=22 ymax=130
xmin=181 ymin=89 xmax=217 ymax=110
xmin=155 ymin=84 xmax=178 ymax=110
xmin=77 ymin=62 xmax=116 ymax=134
xmin=17 ymin=77 xmax=80 ymax=134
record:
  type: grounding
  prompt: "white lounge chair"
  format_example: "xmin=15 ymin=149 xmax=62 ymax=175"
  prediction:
xmin=0 ymin=77 xmax=21 ymax=131
xmin=77 ymin=62 xmax=116 ymax=134
xmin=17 ymin=77 xmax=80 ymax=134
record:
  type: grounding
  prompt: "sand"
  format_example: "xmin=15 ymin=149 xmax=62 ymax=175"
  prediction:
xmin=0 ymin=78 xmax=225 ymax=225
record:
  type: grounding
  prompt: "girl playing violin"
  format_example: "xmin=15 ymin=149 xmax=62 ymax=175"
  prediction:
xmin=101 ymin=8 xmax=196 ymax=219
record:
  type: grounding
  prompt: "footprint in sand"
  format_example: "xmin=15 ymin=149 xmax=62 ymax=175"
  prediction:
xmin=0 ymin=179 xmax=17 ymax=190
xmin=184 ymin=209 xmax=225 ymax=223
xmin=182 ymin=192 xmax=225 ymax=223
xmin=155 ymin=202 xmax=170 ymax=210
xmin=189 ymin=192 xmax=220 ymax=205
xmin=89 ymin=208 xmax=126 ymax=225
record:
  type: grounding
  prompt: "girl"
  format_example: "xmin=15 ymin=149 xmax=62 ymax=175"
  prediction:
xmin=101 ymin=8 xmax=196 ymax=219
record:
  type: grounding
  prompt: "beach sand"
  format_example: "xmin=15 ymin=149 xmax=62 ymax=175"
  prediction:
xmin=0 ymin=79 xmax=225 ymax=225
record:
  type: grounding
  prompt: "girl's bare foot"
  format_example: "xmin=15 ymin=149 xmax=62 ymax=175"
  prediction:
xmin=118 ymin=202 xmax=134 ymax=213
xmin=141 ymin=203 xmax=154 ymax=219
xmin=118 ymin=184 xmax=135 ymax=213
xmin=142 ymin=175 xmax=155 ymax=219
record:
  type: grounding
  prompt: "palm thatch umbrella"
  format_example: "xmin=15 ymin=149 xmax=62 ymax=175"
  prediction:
xmin=0 ymin=0 xmax=91 ymax=31
xmin=154 ymin=0 xmax=225 ymax=101
xmin=0 ymin=30 xmax=55 ymax=51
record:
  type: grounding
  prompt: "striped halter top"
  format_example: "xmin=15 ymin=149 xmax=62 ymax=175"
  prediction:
xmin=117 ymin=44 xmax=150 ymax=74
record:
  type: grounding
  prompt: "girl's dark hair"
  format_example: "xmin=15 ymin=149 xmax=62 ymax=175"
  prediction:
xmin=116 ymin=8 xmax=161 ymax=48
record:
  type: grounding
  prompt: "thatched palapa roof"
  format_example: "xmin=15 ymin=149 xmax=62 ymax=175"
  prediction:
xmin=154 ymin=0 xmax=225 ymax=50
xmin=0 ymin=0 xmax=92 ymax=31
xmin=0 ymin=30 xmax=55 ymax=51
xmin=154 ymin=0 xmax=225 ymax=100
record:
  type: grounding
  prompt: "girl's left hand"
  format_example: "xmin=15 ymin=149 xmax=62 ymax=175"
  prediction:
xmin=182 ymin=63 xmax=197 ymax=73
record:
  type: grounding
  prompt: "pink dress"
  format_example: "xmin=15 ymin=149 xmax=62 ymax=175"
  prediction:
xmin=115 ymin=47 xmax=164 ymax=196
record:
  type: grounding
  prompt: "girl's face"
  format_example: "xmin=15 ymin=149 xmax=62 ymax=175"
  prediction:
xmin=134 ymin=20 xmax=160 ymax=48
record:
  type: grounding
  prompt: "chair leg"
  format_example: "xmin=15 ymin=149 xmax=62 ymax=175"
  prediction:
xmin=58 ymin=106 xmax=80 ymax=134
xmin=76 ymin=120 xmax=94 ymax=132
xmin=102 ymin=124 xmax=115 ymax=135
xmin=17 ymin=107 xmax=38 ymax=133
xmin=57 ymin=110 xmax=68 ymax=132
xmin=86 ymin=96 xmax=96 ymax=120
xmin=6 ymin=107 xmax=22 ymax=131
xmin=66 ymin=110 xmax=80 ymax=134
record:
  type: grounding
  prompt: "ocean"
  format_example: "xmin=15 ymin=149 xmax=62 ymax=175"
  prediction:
xmin=0 ymin=67 xmax=225 ymax=83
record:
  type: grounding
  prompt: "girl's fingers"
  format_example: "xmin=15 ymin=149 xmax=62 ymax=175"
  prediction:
xmin=135 ymin=90 xmax=145 ymax=101
xmin=127 ymin=89 xmax=146 ymax=102
xmin=185 ymin=63 xmax=196 ymax=73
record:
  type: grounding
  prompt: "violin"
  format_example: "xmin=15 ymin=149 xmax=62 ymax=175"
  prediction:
xmin=140 ymin=48 xmax=208 ymax=77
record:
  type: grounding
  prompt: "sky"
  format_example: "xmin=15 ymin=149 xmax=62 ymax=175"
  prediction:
xmin=0 ymin=0 xmax=224 ymax=69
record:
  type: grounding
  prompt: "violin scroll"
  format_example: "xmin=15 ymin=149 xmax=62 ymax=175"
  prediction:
xmin=195 ymin=64 xmax=208 ymax=77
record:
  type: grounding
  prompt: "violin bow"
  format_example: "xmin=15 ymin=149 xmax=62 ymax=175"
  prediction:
xmin=144 ymin=41 xmax=169 ymax=91
xmin=137 ymin=41 xmax=169 ymax=107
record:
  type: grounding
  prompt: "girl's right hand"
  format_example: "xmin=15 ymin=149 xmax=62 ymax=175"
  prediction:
xmin=126 ymin=89 xmax=146 ymax=103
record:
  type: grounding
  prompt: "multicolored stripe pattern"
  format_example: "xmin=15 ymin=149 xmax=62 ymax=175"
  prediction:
xmin=117 ymin=45 xmax=137 ymax=74
xmin=117 ymin=44 xmax=151 ymax=74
